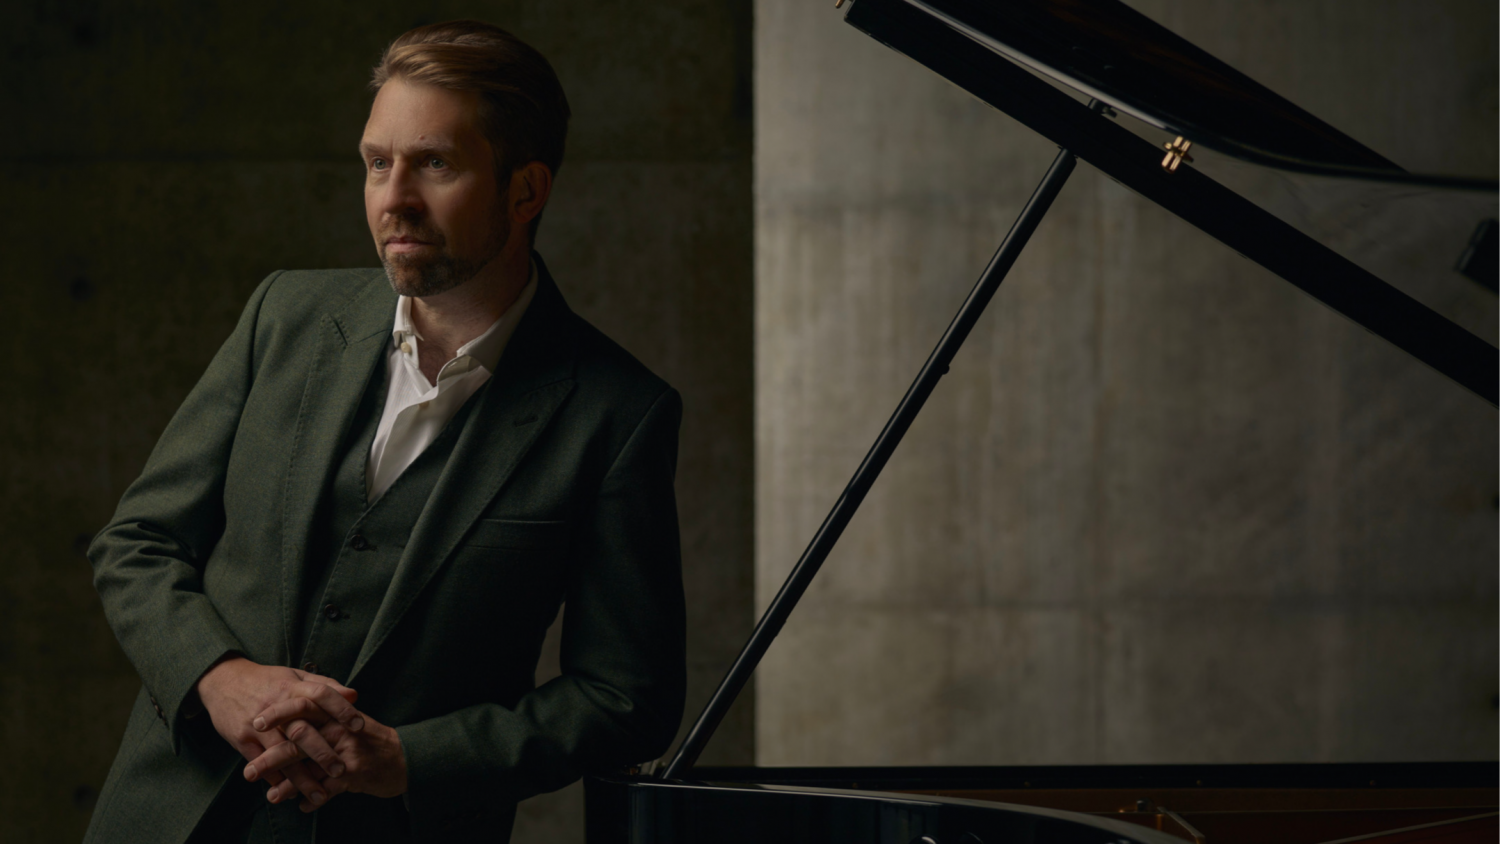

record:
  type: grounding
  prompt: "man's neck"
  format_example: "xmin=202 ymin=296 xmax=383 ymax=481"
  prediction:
xmin=408 ymin=246 xmax=530 ymax=377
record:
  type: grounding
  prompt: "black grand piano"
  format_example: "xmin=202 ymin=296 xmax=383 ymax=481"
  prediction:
xmin=587 ymin=1 xmax=1499 ymax=841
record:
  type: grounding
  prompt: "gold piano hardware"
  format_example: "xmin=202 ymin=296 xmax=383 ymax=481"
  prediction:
xmin=835 ymin=0 xmax=846 ymax=7
xmin=1162 ymin=136 xmax=1194 ymax=173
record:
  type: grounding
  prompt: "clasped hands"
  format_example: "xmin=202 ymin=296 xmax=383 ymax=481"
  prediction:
xmin=195 ymin=656 xmax=407 ymax=812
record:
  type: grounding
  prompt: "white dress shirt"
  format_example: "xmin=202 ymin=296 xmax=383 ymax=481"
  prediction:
xmin=366 ymin=263 xmax=538 ymax=502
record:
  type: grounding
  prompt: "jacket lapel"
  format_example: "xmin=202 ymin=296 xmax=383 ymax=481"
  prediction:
xmin=279 ymin=272 xmax=395 ymax=662
xmin=349 ymin=258 xmax=579 ymax=682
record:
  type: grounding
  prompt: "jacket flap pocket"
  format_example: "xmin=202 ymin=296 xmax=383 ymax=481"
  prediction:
xmin=463 ymin=518 xmax=567 ymax=552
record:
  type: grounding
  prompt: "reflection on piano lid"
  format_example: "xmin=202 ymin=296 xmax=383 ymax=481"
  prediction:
xmin=892 ymin=0 xmax=1495 ymax=191
xmin=587 ymin=3 xmax=1499 ymax=842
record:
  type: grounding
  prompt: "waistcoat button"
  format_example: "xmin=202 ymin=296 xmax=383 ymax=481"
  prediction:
xmin=350 ymin=534 xmax=369 ymax=551
xmin=323 ymin=603 xmax=341 ymax=621
xmin=302 ymin=661 xmax=319 ymax=674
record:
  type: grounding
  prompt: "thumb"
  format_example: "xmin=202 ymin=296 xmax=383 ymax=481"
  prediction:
xmin=300 ymin=672 xmax=358 ymax=700
xmin=316 ymin=677 xmax=359 ymax=704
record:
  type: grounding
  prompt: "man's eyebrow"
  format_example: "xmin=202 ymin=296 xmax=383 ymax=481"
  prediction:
xmin=357 ymin=140 xmax=461 ymax=158
xmin=413 ymin=141 xmax=461 ymax=158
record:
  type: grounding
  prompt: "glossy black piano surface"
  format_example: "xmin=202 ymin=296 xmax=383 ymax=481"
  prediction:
xmin=587 ymin=763 xmax=1499 ymax=844
xmin=881 ymin=0 xmax=1412 ymax=181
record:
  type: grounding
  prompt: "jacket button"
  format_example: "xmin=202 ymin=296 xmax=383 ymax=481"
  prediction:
xmin=350 ymin=534 xmax=369 ymax=551
xmin=302 ymin=661 xmax=319 ymax=674
xmin=323 ymin=603 xmax=341 ymax=621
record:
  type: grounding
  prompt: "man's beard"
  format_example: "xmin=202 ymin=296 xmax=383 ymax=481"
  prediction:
xmin=379 ymin=214 xmax=510 ymax=298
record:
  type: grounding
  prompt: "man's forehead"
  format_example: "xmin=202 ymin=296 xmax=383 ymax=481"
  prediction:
xmin=362 ymin=79 xmax=485 ymax=152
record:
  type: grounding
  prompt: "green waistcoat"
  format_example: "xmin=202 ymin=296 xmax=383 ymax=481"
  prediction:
xmin=298 ymin=367 xmax=481 ymax=685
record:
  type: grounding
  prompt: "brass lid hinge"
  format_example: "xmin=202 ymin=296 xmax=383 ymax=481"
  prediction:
xmin=1162 ymin=136 xmax=1194 ymax=173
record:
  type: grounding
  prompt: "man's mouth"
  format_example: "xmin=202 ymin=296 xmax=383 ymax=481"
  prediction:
xmin=384 ymin=236 xmax=435 ymax=255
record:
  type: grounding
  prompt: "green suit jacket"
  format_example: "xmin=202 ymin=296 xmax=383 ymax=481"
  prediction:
xmin=85 ymin=256 xmax=687 ymax=842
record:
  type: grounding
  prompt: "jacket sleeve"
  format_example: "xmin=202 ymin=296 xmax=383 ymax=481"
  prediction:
xmin=396 ymin=386 xmax=687 ymax=835
xmin=88 ymin=273 xmax=281 ymax=752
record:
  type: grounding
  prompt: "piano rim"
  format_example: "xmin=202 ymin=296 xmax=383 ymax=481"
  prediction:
xmin=673 ymin=760 xmax=1499 ymax=791
xmin=585 ymin=762 xmax=1498 ymax=843
xmin=585 ymin=772 xmax=1192 ymax=844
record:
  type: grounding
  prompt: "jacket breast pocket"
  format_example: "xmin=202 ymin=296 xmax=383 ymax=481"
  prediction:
xmin=450 ymin=519 xmax=570 ymax=630
xmin=461 ymin=518 xmax=568 ymax=554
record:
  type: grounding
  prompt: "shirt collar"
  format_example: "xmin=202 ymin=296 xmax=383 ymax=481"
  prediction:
xmin=390 ymin=259 xmax=539 ymax=376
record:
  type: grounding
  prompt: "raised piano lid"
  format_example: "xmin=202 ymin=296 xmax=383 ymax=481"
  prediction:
xmin=840 ymin=0 xmax=1498 ymax=403
xmin=881 ymin=0 xmax=1493 ymax=190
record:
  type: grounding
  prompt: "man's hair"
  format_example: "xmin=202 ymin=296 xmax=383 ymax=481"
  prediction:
xmin=371 ymin=21 xmax=571 ymax=238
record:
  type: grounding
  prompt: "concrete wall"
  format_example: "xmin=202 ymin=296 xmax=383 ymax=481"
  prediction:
xmin=755 ymin=0 xmax=1497 ymax=767
xmin=2 ymin=3 xmax=751 ymax=841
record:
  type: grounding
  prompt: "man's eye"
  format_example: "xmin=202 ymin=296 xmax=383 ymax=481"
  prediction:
xmin=429 ymin=157 xmax=447 ymax=169
xmin=370 ymin=158 xmax=387 ymax=171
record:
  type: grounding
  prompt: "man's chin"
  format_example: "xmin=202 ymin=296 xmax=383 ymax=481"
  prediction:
xmin=381 ymin=256 xmax=465 ymax=298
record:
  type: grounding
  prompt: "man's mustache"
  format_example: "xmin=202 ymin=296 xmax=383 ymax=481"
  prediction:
xmin=379 ymin=222 xmax=445 ymax=247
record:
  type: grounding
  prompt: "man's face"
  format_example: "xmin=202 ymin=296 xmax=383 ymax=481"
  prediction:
xmin=360 ymin=77 xmax=510 ymax=298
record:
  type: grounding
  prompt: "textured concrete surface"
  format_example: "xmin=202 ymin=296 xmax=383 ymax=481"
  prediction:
xmin=755 ymin=0 xmax=1496 ymax=767
xmin=2 ymin=3 xmax=751 ymax=841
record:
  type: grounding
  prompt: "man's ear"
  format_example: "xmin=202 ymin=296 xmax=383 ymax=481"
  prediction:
xmin=510 ymin=162 xmax=554 ymax=227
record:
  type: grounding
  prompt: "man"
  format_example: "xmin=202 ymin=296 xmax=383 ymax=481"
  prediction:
xmin=85 ymin=20 xmax=686 ymax=843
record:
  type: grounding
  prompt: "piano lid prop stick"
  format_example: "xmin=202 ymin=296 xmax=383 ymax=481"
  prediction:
xmin=662 ymin=146 xmax=1079 ymax=780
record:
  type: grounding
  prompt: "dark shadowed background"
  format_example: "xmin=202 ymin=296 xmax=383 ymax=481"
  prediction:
xmin=2 ymin=2 xmax=752 ymax=841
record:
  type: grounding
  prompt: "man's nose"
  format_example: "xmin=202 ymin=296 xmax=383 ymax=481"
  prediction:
xmin=376 ymin=162 xmax=425 ymax=217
